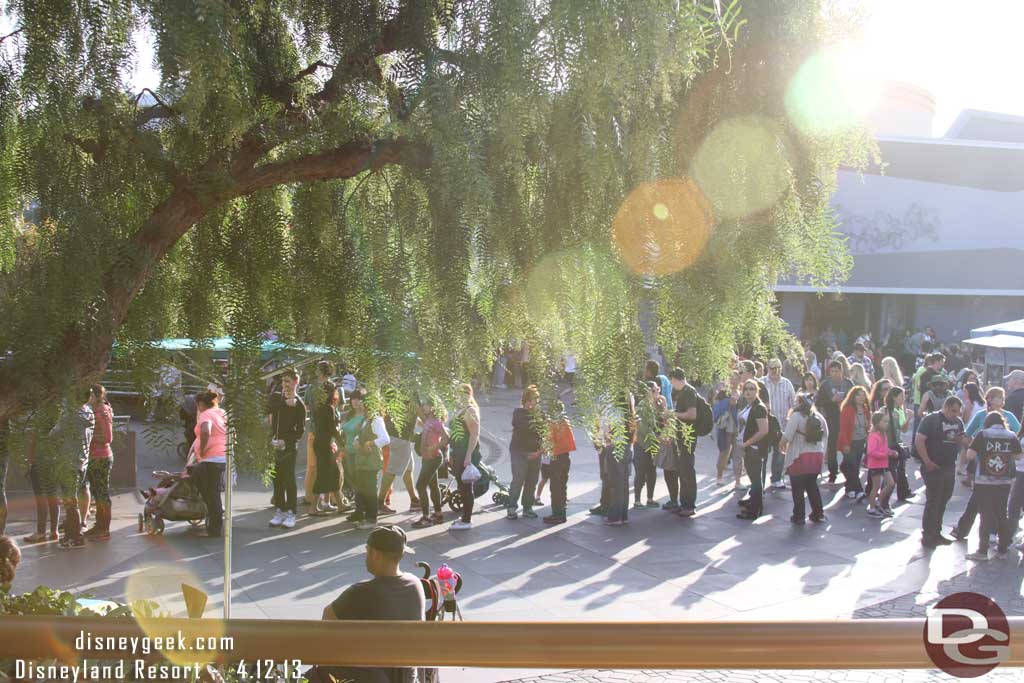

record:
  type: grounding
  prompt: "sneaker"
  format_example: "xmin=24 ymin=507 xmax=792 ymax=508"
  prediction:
xmin=790 ymin=515 xmax=805 ymax=525
xmin=677 ymin=507 xmax=696 ymax=517
xmin=880 ymin=507 xmax=894 ymax=517
xmin=965 ymin=550 xmax=989 ymax=562
xmin=345 ymin=512 xmax=364 ymax=523
xmin=282 ymin=512 xmax=296 ymax=529
xmin=604 ymin=520 xmax=624 ymax=527
xmin=59 ymin=536 xmax=86 ymax=549
xmin=931 ymin=535 xmax=954 ymax=546
xmin=846 ymin=491 xmax=858 ymax=500
xmin=866 ymin=507 xmax=884 ymax=518
xmin=589 ymin=506 xmax=607 ymax=516
xmin=633 ymin=500 xmax=645 ymax=510
xmin=534 ymin=499 xmax=545 ymax=507
xmin=543 ymin=515 xmax=566 ymax=525
xmin=431 ymin=511 xmax=445 ymax=523
xmin=522 ymin=508 xmax=538 ymax=519
xmin=450 ymin=521 xmax=473 ymax=531
xmin=356 ymin=520 xmax=376 ymax=530
xmin=827 ymin=474 xmax=837 ymax=485
xmin=809 ymin=514 xmax=828 ymax=523
xmin=662 ymin=501 xmax=680 ymax=510
xmin=87 ymin=529 xmax=111 ymax=541
xmin=22 ymin=532 xmax=48 ymax=544
xmin=645 ymin=500 xmax=660 ymax=508
xmin=378 ymin=504 xmax=396 ymax=515
xmin=772 ymin=482 xmax=788 ymax=491
xmin=412 ymin=517 xmax=433 ymax=528
xmin=506 ymin=510 xmax=519 ymax=520
xmin=951 ymin=527 xmax=968 ymax=541
xmin=323 ymin=502 xmax=338 ymax=512
xmin=82 ymin=526 xmax=101 ymax=538
xmin=855 ymin=492 xmax=867 ymax=502
xmin=269 ymin=509 xmax=286 ymax=528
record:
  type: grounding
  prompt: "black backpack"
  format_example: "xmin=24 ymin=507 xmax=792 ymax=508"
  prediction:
xmin=693 ymin=391 xmax=714 ymax=437
xmin=766 ymin=413 xmax=783 ymax=447
xmin=803 ymin=412 xmax=824 ymax=443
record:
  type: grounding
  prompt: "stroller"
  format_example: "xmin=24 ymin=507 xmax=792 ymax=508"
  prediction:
xmin=138 ymin=470 xmax=207 ymax=535
xmin=438 ymin=461 xmax=510 ymax=511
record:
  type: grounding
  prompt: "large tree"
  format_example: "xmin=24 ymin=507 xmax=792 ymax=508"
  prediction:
xmin=0 ymin=0 xmax=870 ymax=458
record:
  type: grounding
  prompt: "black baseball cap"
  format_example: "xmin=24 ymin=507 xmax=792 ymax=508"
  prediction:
xmin=367 ymin=525 xmax=413 ymax=555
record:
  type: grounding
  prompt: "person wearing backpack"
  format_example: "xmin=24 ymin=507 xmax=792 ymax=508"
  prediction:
xmin=780 ymin=393 xmax=828 ymax=524
xmin=762 ymin=359 xmax=797 ymax=491
xmin=669 ymin=368 xmax=711 ymax=518
xmin=736 ymin=380 xmax=771 ymax=520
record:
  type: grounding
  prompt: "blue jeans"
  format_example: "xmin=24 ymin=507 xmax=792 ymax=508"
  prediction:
xmin=605 ymin=444 xmax=633 ymax=523
xmin=767 ymin=442 xmax=785 ymax=486
xmin=508 ymin=450 xmax=541 ymax=512
xmin=842 ymin=439 xmax=866 ymax=494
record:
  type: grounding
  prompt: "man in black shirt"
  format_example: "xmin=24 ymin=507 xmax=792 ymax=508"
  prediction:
xmin=320 ymin=525 xmax=426 ymax=683
xmin=815 ymin=360 xmax=853 ymax=484
xmin=669 ymin=368 xmax=698 ymax=517
xmin=267 ymin=369 xmax=306 ymax=529
xmin=915 ymin=395 xmax=968 ymax=548
xmin=1004 ymin=370 xmax=1024 ymax=424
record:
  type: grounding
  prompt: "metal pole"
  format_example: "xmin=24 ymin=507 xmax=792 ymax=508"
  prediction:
xmin=223 ymin=431 xmax=232 ymax=619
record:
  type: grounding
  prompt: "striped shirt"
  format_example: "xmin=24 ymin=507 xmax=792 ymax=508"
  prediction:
xmin=761 ymin=376 xmax=796 ymax=428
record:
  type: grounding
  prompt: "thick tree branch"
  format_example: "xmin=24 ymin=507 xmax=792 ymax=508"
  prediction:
xmin=64 ymin=134 xmax=106 ymax=162
xmin=285 ymin=60 xmax=335 ymax=85
xmin=237 ymin=137 xmax=432 ymax=194
xmin=0 ymin=27 xmax=23 ymax=45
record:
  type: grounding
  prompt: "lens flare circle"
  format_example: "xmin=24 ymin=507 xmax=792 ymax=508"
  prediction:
xmin=690 ymin=115 xmax=792 ymax=220
xmin=124 ymin=562 xmax=224 ymax=665
xmin=785 ymin=44 xmax=882 ymax=136
xmin=612 ymin=179 xmax=712 ymax=277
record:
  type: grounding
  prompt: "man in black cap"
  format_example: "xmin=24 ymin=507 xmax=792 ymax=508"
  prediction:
xmin=320 ymin=525 xmax=425 ymax=683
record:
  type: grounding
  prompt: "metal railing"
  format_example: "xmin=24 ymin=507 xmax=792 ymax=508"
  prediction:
xmin=1 ymin=616 xmax=1023 ymax=669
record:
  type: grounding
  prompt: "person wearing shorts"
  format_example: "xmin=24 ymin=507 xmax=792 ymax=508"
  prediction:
xmin=378 ymin=399 xmax=421 ymax=514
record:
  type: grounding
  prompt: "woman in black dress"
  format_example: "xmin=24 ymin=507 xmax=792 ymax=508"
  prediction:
xmin=312 ymin=382 xmax=341 ymax=515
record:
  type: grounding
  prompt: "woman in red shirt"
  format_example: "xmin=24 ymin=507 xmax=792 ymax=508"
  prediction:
xmin=837 ymin=385 xmax=871 ymax=500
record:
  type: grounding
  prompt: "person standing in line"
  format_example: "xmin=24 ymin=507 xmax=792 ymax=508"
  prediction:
xmin=339 ymin=363 xmax=358 ymax=396
xmin=311 ymin=382 xmax=342 ymax=516
xmin=669 ymin=368 xmax=700 ymax=516
xmin=601 ymin=391 xmax=636 ymax=527
xmin=916 ymin=395 xmax=968 ymax=549
xmin=958 ymin=381 xmax=986 ymax=477
xmin=864 ymin=411 xmax=897 ymax=518
xmin=919 ymin=374 xmax=953 ymax=418
xmin=507 ymin=385 xmax=544 ymax=520
xmin=50 ymin=395 xmax=94 ymax=549
xmin=762 ymin=359 xmax=796 ymax=492
xmin=736 ymin=380 xmax=770 ymax=520
xmin=633 ymin=382 xmax=664 ymax=509
xmin=712 ymin=380 xmax=740 ymax=488
xmin=643 ymin=360 xmax=674 ymax=410
xmin=780 ymin=393 xmax=828 ymax=524
xmin=882 ymin=387 xmax=913 ymax=505
xmin=880 ymin=356 xmax=904 ymax=392
xmin=837 ymin=385 xmax=870 ymax=500
xmin=869 ymin=379 xmax=893 ymax=412
xmin=801 ymin=372 xmax=819 ymax=399
xmin=849 ymin=363 xmax=872 ymax=391
xmin=848 ymin=342 xmax=875 ymax=383
xmin=267 ymin=369 xmax=306 ymax=530
xmin=449 ymin=384 xmax=482 ymax=531
xmin=412 ymin=400 xmax=448 ymax=528
xmin=963 ymin=412 xmax=1019 ymax=561
xmin=1003 ymin=370 xmax=1024 ymax=424
xmin=544 ymin=401 xmax=576 ymax=525
xmin=816 ymin=361 xmax=853 ymax=486
xmin=191 ymin=391 xmax=227 ymax=537
xmin=952 ymin=386 xmax=1021 ymax=542
xmin=349 ymin=391 xmax=388 ymax=531
xmin=378 ymin=398 xmax=422 ymax=515
xmin=82 ymin=386 xmax=114 ymax=540
xmin=304 ymin=361 xmax=336 ymax=507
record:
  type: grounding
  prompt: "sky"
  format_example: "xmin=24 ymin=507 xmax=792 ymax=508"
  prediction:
xmin=4 ymin=1 xmax=1024 ymax=137
xmin=851 ymin=0 xmax=1024 ymax=135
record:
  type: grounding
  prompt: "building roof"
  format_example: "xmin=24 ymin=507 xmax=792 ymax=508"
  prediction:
xmin=963 ymin=334 xmax=1024 ymax=350
xmin=857 ymin=137 xmax=1024 ymax=192
xmin=971 ymin=319 xmax=1024 ymax=337
xmin=945 ymin=110 xmax=1024 ymax=144
xmin=776 ymin=248 xmax=1024 ymax=296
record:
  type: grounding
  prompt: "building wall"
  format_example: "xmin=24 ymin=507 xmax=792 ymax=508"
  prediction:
xmin=912 ymin=295 xmax=1024 ymax=344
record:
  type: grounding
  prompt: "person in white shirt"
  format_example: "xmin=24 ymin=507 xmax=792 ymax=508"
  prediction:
xmin=762 ymin=359 xmax=796 ymax=490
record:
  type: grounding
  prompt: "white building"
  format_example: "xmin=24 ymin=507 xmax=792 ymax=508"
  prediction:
xmin=776 ymin=83 xmax=1024 ymax=346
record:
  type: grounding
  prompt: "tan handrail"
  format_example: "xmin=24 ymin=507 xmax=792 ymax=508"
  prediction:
xmin=1 ymin=616 xmax=1023 ymax=669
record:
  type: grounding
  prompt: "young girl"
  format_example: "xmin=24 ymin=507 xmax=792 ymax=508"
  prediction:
xmin=865 ymin=410 xmax=897 ymax=518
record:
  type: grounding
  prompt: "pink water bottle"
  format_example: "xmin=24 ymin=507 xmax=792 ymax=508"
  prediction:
xmin=437 ymin=563 xmax=457 ymax=613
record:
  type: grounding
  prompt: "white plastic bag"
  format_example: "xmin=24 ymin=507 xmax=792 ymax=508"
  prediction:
xmin=461 ymin=463 xmax=481 ymax=483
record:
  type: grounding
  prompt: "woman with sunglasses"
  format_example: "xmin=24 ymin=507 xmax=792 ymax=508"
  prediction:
xmin=736 ymin=380 xmax=770 ymax=520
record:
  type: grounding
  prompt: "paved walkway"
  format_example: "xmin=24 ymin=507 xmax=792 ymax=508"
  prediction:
xmin=5 ymin=386 xmax=1023 ymax=682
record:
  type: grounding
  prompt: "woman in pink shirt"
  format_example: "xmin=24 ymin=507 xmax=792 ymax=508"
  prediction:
xmin=193 ymin=391 xmax=228 ymax=537
xmin=83 ymin=385 xmax=114 ymax=540
xmin=865 ymin=410 xmax=897 ymax=519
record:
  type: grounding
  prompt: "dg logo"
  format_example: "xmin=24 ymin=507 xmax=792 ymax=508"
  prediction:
xmin=924 ymin=592 xmax=1011 ymax=678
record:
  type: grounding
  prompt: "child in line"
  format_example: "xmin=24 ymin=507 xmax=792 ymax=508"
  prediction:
xmin=544 ymin=401 xmax=576 ymax=525
xmin=865 ymin=410 xmax=897 ymax=518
